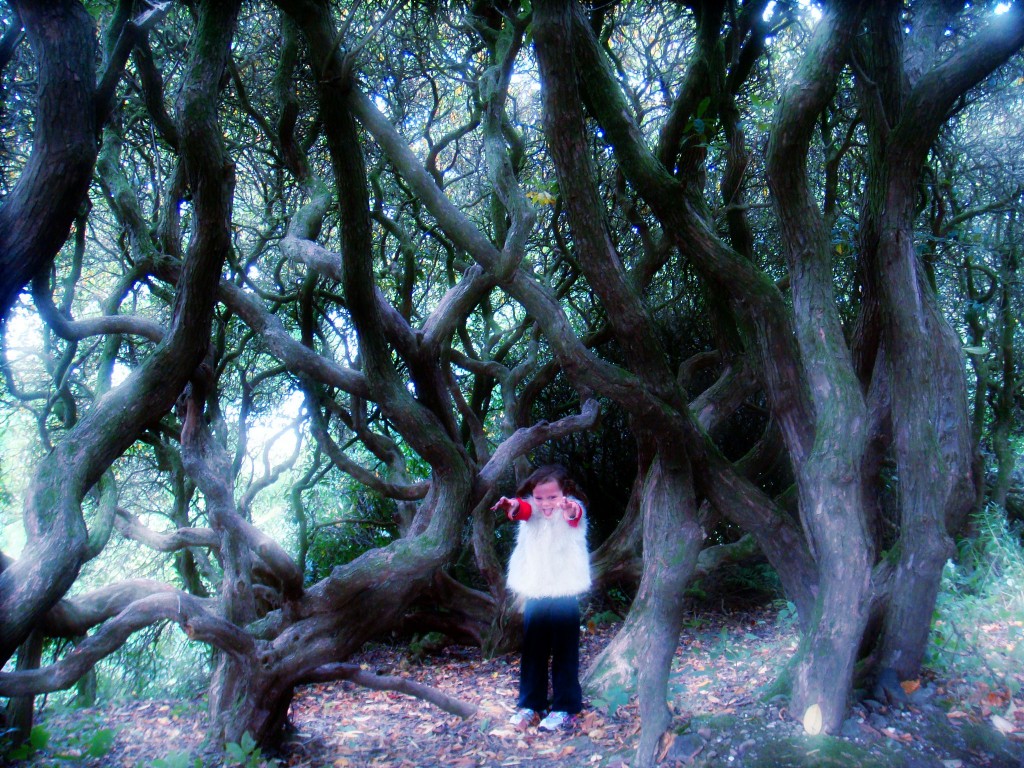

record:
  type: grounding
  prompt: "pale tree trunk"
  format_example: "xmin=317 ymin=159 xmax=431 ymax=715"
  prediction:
xmin=766 ymin=2 xmax=872 ymax=733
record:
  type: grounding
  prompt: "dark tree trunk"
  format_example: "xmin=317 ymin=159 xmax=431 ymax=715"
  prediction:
xmin=855 ymin=3 xmax=1024 ymax=687
xmin=0 ymin=0 xmax=241 ymax=666
xmin=0 ymin=0 xmax=96 ymax=320
xmin=4 ymin=629 xmax=43 ymax=745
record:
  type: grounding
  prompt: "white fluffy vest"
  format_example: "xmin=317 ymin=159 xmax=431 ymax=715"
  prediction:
xmin=506 ymin=496 xmax=591 ymax=601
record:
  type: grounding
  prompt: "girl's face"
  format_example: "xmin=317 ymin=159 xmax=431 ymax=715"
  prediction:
xmin=532 ymin=479 xmax=565 ymax=517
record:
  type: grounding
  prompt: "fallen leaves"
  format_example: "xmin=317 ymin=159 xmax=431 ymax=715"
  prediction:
xmin=900 ymin=679 xmax=921 ymax=695
xmin=881 ymin=727 xmax=914 ymax=743
xmin=29 ymin=603 xmax=1024 ymax=767
xmin=991 ymin=714 xmax=1016 ymax=735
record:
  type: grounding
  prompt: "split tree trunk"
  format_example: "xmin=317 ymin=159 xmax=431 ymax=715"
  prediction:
xmin=854 ymin=1 xmax=1023 ymax=687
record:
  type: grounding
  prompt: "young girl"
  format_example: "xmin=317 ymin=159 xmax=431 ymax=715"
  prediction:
xmin=491 ymin=464 xmax=591 ymax=731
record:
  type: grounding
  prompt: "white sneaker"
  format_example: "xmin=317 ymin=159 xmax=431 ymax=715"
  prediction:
xmin=509 ymin=707 xmax=539 ymax=729
xmin=538 ymin=710 xmax=576 ymax=731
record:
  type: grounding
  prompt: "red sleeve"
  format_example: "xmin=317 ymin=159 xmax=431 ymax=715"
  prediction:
xmin=508 ymin=498 xmax=533 ymax=521
xmin=565 ymin=500 xmax=583 ymax=528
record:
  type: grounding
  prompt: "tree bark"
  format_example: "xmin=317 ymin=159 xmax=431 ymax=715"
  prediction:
xmin=3 ymin=629 xmax=42 ymax=745
xmin=856 ymin=2 xmax=1024 ymax=686
xmin=587 ymin=449 xmax=702 ymax=768
xmin=0 ymin=0 xmax=96 ymax=320
xmin=0 ymin=0 xmax=241 ymax=667
xmin=766 ymin=1 xmax=872 ymax=734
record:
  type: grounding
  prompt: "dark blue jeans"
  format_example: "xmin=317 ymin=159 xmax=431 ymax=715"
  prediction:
xmin=518 ymin=596 xmax=583 ymax=714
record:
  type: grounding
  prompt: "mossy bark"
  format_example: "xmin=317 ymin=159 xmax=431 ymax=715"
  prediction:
xmin=586 ymin=450 xmax=703 ymax=768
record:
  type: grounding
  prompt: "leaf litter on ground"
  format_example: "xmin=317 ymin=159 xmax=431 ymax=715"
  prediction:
xmin=20 ymin=604 xmax=1024 ymax=767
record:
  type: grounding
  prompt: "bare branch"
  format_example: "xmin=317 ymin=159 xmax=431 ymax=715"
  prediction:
xmin=0 ymin=591 xmax=253 ymax=697
xmin=477 ymin=398 xmax=600 ymax=491
xmin=301 ymin=662 xmax=477 ymax=719
xmin=115 ymin=508 xmax=219 ymax=552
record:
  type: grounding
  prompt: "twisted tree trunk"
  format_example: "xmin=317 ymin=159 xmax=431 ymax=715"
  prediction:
xmin=856 ymin=2 xmax=1024 ymax=689
xmin=0 ymin=0 xmax=241 ymax=666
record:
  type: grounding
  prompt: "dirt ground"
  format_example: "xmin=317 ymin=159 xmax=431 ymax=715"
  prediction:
xmin=16 ymin=604 xmax=1024 ymax=767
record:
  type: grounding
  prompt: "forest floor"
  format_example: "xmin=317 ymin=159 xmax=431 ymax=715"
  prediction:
xmin=16 ymin=602 xmax=1024 ymax=768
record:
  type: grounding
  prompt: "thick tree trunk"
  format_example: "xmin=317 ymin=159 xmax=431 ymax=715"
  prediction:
xmin=873 ymin=230 xmax=970 ymax=682
xmin=852 ymin=2 xmax=1024 ymax=687
xmin=0 ymin=0 xmax=96 ymax=320
xmin=4 ymin=629 xmax=43 ymax=745
xmin=585 ymin=450 xmax=702 ymax=768
xmin=788 ymin=467 xmax=872 ymax=732
xmin=764 ymin=2 xmax=873 ymax=734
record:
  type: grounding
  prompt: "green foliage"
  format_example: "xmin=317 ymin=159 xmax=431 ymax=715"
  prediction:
xmin=305 ymin=488 xmax=397 ymax=582
xmin=82 ymin=0 xmax=116 ymax=18
xmin=773 ymin=600 xmax=799 ymax=630
xmin=718 ymin=563 xmax=782 ymax=598
xmin=1 ymin=724 xmax=49 ymax=762
xmin=92 ymin=624 xmax=212 ymax=703
xmin=407 ymin=630 xmax=449 ymax=662
xmin=683 ymin=580 xmax=709 ymax=601
xmin=85 ymin=728 xmax=117 ymax=757
xmin=927 ymin=505 xmax=1024 ymax=693
xmin=707 ymin=626 xmax=750 ymax=663
xmin=225 ymin=731 xmax=278 ymax=768
xmin=587 ymin=609 xmax=622 ymax=627
xmin=150 ymin=751 xmax=203 ymax=768
xmin=0 ymin=723 xmax=114 ymax=762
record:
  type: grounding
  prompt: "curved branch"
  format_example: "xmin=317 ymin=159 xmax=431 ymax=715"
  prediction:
xmin=477 ymin=398 xmax=600 ymax=491
xmin=300 ymin=662 xmax=477 ymax=719
xmin=218 ymin=281 xmax=371 ymax=399
xmin=0 ymin=0 xmax=96 ymax=320
xmin=84 ymin=471 xmax=119 ymax=560
xmin=348 ymin=88 xmax=505 ymax=272
xmin=0 ymin=591 xmax=253 ymax=697
xmin=896 ymin=6 xmax=1024 ymax=169
xmin=40 ymin=579 xmax=178 ymax=637
xmin=182 ymin=406 xmax=304 ymax=605
xmin=690 ymin=358 xmax=758 ymax=433
xmin=95 ymin=1 xmax=172 ymax=126
xmin=115 ymin=508 xmax=219 ymax=551
xmin=308 ymin=403 xmax=430 ymax=501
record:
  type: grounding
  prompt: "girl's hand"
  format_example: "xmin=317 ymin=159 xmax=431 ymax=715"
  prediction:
xmin=561 ymin=498 xmax=582 ymax=522
xmin=491 ymin=496 xmax=520 ymax=518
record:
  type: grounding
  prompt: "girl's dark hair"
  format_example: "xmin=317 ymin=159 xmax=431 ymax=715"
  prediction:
xmin=516 ymin=464 xmax=589 ymax=507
